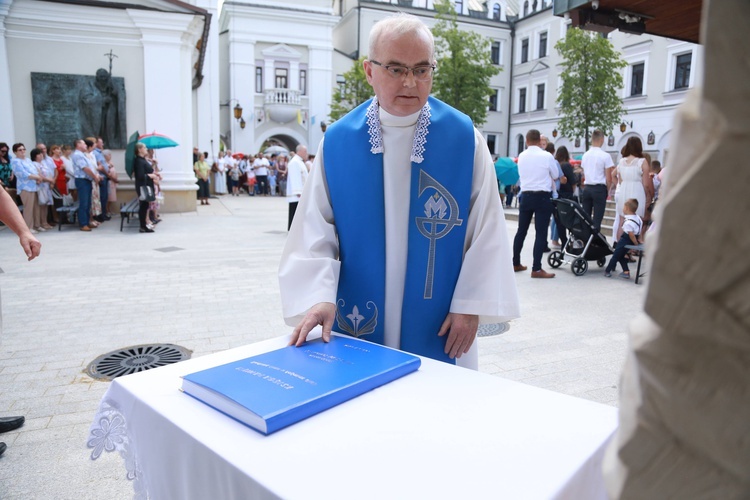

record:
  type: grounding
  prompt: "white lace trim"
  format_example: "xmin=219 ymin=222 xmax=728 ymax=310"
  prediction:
xmin=88 ymin=400 xmax=146 ymax=499
xmin=366 ymin=97 xmax=383 ymax=154
xmin=411 ymin=102 xmax=431 ymax=164
xmin=365 ymin=98 xmax=432 ymax=163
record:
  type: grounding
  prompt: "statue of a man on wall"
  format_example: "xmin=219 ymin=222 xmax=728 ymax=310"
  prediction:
xmin=79 ymin=68 xmax=126 ymax=148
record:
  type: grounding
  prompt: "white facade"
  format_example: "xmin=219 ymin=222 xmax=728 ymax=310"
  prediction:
xmin=218 ymin=0 xmax=338 ymax=154
xmin=0 ymin=0 xmax=220 ymax=212
xmin=508 ymin=5 xmax=703 ymax=164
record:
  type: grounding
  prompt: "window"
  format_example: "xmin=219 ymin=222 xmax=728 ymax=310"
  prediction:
xmin=486 ymin=134 xmax=497 ymax=155
xmin=539 ymin=32 xmax=548 ymax=58
xmin=492 ymin=3 xmax=501 ymax=20
xmin=255 ymin=67 xmax=263 ymax=93
xmin=536 ymin=84 xmax=545 ymax=110
xmin=523 ymin=0 xmax=529 ymax=16
xmin=489 ymin=89 xmax=499 ymax=111
xmin=521 ymin=38 xmax=529 ymax=63
xmin=517 ymin=135 xmax=525 ymax=155
xmin=299 ymin=70 xmax=307 ymax=95
xmin=454 ymin=0 xmax=463 ymax=14
xmin=491 ymin=41 xmax=501 ymax=65
xmin=630 ymin=62 xmax=644 ymax=96
xmin=275 ymin=68 xmax=288 ymax=89
xmin=518 ymin=88 xmax=526 ymax=113
xmin=674 ymin=53 xmax=691 ymax=89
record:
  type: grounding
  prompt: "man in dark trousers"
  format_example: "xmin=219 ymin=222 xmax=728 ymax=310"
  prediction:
xmin=580 ymin=129 xmax=614 ymax=232
xmin=512 ymin=129 xmax=559 ymax=278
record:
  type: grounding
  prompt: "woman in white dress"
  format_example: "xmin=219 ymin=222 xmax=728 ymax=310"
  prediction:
xmin=214 ymin=151 xmax=228 ymax=194
xmin=613 ymin=136 xmax=653 ymax=240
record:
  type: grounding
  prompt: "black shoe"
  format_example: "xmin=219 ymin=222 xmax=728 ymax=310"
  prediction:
xmin=543 ymin=247 xmax=551 ymax=253
xmin=0 ymin=442 xmax=6 ymax=457
xmin=103 ymin=216 xmax=112 ymax=221
xmin=0 ymin=416 xmax=24 ymax=433
xmin=139 ymin=228 xmax=154 ymax=233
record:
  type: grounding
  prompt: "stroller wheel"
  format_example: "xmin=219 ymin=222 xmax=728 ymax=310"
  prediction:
xmin=597 ymin=257 xmax=606 ymax=267
xmin=572 ymin=257 xmax=588 ymax=276
xmin=548 ymin=251 xmax=564 ymax=268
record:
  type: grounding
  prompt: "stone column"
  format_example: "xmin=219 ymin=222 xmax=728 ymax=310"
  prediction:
xmin=128 ymin=9 xmax=202 ymax=212
xmin=604 ymin=1 xmax=750 ymax=498
xmin=0 ymin=3 xmax=16 ymax=142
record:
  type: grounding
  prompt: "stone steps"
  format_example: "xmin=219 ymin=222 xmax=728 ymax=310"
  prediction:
xmin=504 ymin=199 xmax=616 ymax=237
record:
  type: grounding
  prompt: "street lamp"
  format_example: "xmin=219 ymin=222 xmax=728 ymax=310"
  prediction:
xmin=552 ymin=128 xmax=558 ymax=138
xmin=221 ymin=99 xmax=244 ymax=150
xmin=620 ymin=120 xmax=633 ymax=133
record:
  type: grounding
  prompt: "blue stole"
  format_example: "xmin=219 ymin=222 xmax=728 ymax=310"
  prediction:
xmin=324 ymin=97 xmax=474 ymax=364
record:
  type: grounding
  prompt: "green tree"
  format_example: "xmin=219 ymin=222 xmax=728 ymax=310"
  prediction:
xmin=555 ymin=27 xmax=627 ymax=150
xmin=329 ymin=56 xmax=373 ymax=122
xmin=431 ymin=0 xmax=500 ymax=126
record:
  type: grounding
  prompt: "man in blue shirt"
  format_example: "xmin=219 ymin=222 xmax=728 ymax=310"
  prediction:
xmin=72 ymin=139 xmax=101 ymax=231
xmin=92 ymin=137 xmax=110 ymax=222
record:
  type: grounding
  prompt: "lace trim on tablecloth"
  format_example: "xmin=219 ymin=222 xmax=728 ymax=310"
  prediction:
xmin=88 ymin=400 xmax=146 ymax=499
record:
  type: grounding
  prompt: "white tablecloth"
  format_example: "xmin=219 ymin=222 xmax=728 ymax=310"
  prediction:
xmin=88 ymin=335 xmax=617 ymax=499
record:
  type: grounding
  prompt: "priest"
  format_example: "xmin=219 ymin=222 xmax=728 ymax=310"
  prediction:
xmin=278 ymin=13 xmax=519 ymax=369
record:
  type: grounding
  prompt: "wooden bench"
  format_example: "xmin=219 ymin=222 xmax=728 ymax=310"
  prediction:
xmin=56 ymin=203 xmax=79 ymax=230
xmin=120 ymin=197 xmax=140 ymax=231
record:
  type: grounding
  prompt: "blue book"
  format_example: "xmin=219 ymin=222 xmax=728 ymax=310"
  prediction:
xmin=181 ymin=335 xmax=421 ymax=435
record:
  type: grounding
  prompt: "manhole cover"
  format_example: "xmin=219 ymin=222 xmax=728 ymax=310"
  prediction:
xmin=87 ymin=344 xmax=192 ymax=381
xmin=477 ymin=322 xmax=510 ymax=338
xmin=155 ymin=246 xmax=184 ymax=253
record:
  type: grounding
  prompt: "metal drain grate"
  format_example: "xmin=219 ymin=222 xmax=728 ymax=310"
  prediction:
xmin=87 ymin=344 xmax=192 ymax=381
xmin=477 ymin=322 xmax=510 ymax=338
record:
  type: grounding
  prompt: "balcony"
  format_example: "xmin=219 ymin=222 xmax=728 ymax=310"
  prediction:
xmin=264 ymin=88 xmax=302 ymax=124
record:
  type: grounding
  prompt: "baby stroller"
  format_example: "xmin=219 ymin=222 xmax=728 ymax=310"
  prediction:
xmin=548 ymin=198 xmax=613 ymax=276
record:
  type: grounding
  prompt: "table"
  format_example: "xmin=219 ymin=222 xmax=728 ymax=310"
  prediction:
xmin=88 ymin=335 xmax=618 ymax=499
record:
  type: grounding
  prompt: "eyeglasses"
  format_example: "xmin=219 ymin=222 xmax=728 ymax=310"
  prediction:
xmin=369 ymin=60 xmax=436 ymax=81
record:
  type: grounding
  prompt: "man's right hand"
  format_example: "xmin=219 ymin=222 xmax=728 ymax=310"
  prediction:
xmin=289 ymin=302 xmax=335 ymax=347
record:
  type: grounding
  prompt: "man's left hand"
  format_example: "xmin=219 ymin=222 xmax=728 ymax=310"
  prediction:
xmin=438 ymin=313 xmax=479 ymax=359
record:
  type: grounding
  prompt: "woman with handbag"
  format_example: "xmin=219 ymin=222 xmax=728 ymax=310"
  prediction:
xmin=30 ymin=147 xmax=55 ymax=230
xmin=134 ymin=142 xmax=156 ymax=233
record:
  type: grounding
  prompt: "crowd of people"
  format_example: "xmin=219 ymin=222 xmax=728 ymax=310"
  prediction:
xmin=507 ymin=128 xmax=665 ymax=279
xmin=1 ymin=137 xmax=167 ymax=234
xmin=1 ymin=137 xmax=125 ymax=233
xmin=192 ymin=147 xmax=315 ymax=200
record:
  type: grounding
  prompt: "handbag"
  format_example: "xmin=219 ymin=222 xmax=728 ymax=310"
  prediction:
xmin=62 ymin=194 xmax=74 ymax=207
xmin=37 ymin=186 xmax=51 ymax=205
xmin=139 ymin=185 xmax=155 ymax=202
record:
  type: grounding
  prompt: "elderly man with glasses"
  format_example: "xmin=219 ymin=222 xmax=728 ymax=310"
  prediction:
xmin=279 ymin=13 xmax=519 ymax=369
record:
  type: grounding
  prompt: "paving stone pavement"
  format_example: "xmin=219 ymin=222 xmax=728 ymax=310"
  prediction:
xmin=0 ymin=194 xmax=645 ymax=498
